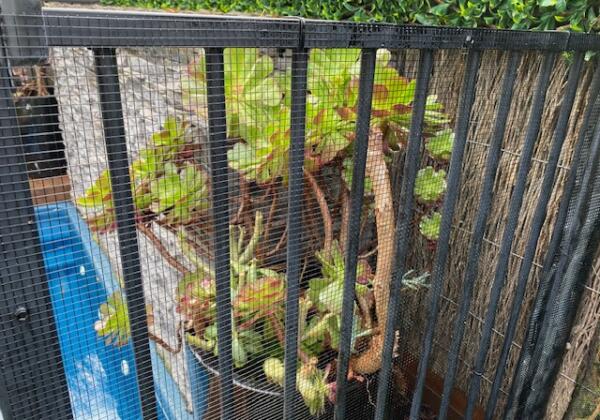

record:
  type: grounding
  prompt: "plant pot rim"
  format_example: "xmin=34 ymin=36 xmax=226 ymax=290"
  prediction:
xmin=188 ymin=341 xmax=282 ymax=397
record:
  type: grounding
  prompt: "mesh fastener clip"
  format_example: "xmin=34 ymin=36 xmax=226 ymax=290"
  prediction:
xmin=14 ymin=306 xmax=29 ymax=322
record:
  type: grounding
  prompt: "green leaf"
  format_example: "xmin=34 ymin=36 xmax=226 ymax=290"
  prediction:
xmin=430 ymin=3 xmax=450 ymax=15
xmin=78 ymin=170 xmax=112 ymax=208
xmin=150 ymin=163 xmax=183 ymax=212
xmin=426 ymin=129 xmax=454 ymax=161
xmin=342 ymin=157 xmax=372 ymax=194
xmin=318 ymin=281 xmax=344 ymax=314
xmin=415 ymin=13 xmax=436 ymax=25
xmin=149 ymin=163 xmax=209 ymax=224
xmin=244 ymin=77 xmax=282 ymax=107
xmin=419 ymin=212 xmax=442 ymax=241
xmin=95 ymin=291 xmax=131 ymax=347
xmin=153 ymin=117 xmax=187 ymax=147
xmin=239 ymin=330 xmax=264 ymax=355
xmin=232 ymin=334 xmax=248 ymax=368
xmin=263 ymin=357 xmax=284 ymax=387
xmin=327 ymin=314 xmax=341 ymax=349
xmin=414 ymin=166 xmax=447 ymax=203
xmin=227 ymin=115 xmax=291 ymax=184
xmin=307 ymin=278 xmax=330 ymax=305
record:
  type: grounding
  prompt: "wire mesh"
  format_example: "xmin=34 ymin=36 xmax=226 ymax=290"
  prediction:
xmin=0 ymin=7 xmax=600 ymax=420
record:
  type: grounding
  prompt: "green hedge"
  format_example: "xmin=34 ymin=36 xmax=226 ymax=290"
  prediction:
xmin=101 ymin=0 xmax=600 ymax=32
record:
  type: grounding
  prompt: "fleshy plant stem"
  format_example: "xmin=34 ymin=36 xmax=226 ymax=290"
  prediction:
xmin=350 ymin=128 xmax=395 ymax=374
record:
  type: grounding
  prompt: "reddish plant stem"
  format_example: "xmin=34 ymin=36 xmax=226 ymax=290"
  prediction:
xmin=149 ymin=322 xmax=183 ymax=354
xmin=340 ymin=183 xmax=350 ymax=254
xmin=304 ymin=169 xmax=333 ymax=252
xmin=266 ymin=225 xmax=288 ymax=257
xmin=263 ymin=189 xmax=278 ymax=245
xmin=137 ymin=222 xmax=190 ymax=275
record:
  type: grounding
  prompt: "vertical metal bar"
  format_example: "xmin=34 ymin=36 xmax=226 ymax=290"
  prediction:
xmin=282 ymin=48 xmax=308 ymax=420
xmin=0 ymin=38 xmax=72 ymax=420
xmin=481 ymin=52 xmax=583 ymax=419
xmin=333 ymin=48 xmax=376 ymax=420
xmin=505 ymin=59 xmax=600 ymax=419
xmin=204 ymin=47 xmax=234 ymax=420
xmin=450 ymin=51 xmax=522 ymax=419
xmin=409 ymin=49 xmax=482 ymax=420
xmin=93 ymin=47 xmax=156 ymax=419
xmin=374 ymin=49 xmax=433 ymax=420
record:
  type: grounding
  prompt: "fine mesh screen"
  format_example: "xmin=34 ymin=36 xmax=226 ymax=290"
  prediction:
xmin=1 ymin=8 xmax=600 ymax=420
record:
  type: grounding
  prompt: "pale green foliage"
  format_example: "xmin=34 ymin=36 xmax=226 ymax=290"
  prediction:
xmin=263 ymin=357 xmax=284 ymax=386
xmin=296 ymin=362 xmax=330 ymax=416
xmin=203 ymin=47 xmax=451 ymax=183
xmin=184 ymin=49 xmax=284 ymax=137
xmin=415 ymin=166 xmax=447 ymax=203
xmin=180 ymin=212 xmax=286 ymax=366
xmin=426 ymin=129 xmax=454 ymax=161
xmin=419 ymin=211 xmax=442 ymax=241
xmin=227 ymin=107 xmax=291 ymax=184
xmin=263 ymin=357 xmax=330 ymax=416
xmin=148 ymin=162 xmax=209 ymax=224
xmin=95 ymin=291 xmax=130 ymax=347
xmin=77 ymin=117 xmax=205 ymax=231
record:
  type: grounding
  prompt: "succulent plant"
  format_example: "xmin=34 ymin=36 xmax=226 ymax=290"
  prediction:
xmin=415 ymin=166 xmax=447 ymax=203
xmin=264 ymin=357 xmax=332 ymax=416
xmin=296 ymin=360 xmax=331 ymax=416
xmin=426 ymin=129 xmax=454 ymax=161
xmin=87 ymin=48 xmax=455 ymax=415
xmin=148 ymin=162 xmax=209 ymax=225
xmin=419 ymin=211 xmax=442 ymax=241
xmin=78 ymin=117 xmax=197 ymax=231
xmin=235 ymin=276 xmax=285 ymax=320
xmin=184 ymin=48 xmax=285 ymax=140
xmin=95 ymin=291 xmax=130 ymax=347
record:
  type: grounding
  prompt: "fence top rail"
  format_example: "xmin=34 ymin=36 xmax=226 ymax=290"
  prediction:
xmin=0 ymin=6 xmax=596 ymax=51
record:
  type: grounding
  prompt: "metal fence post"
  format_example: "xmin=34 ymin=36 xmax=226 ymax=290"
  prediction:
xmin=0 ymin=17 xmax=72 ymax=420
xmin=93 ymin=47 xmax=157 ymax=419
xmin=0 ymin=0 xmax=46 ymax=66
xmin=204 ymin=47 xmax=235 ymax=420
xmin=283 ymin=46 xmax=308 ymax=420
xmin=333 ymin=48 xmax=376 ymax=420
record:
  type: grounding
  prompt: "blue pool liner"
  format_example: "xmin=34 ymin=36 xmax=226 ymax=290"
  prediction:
xmin=34 ymin=201 xmax=198 ymax=420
